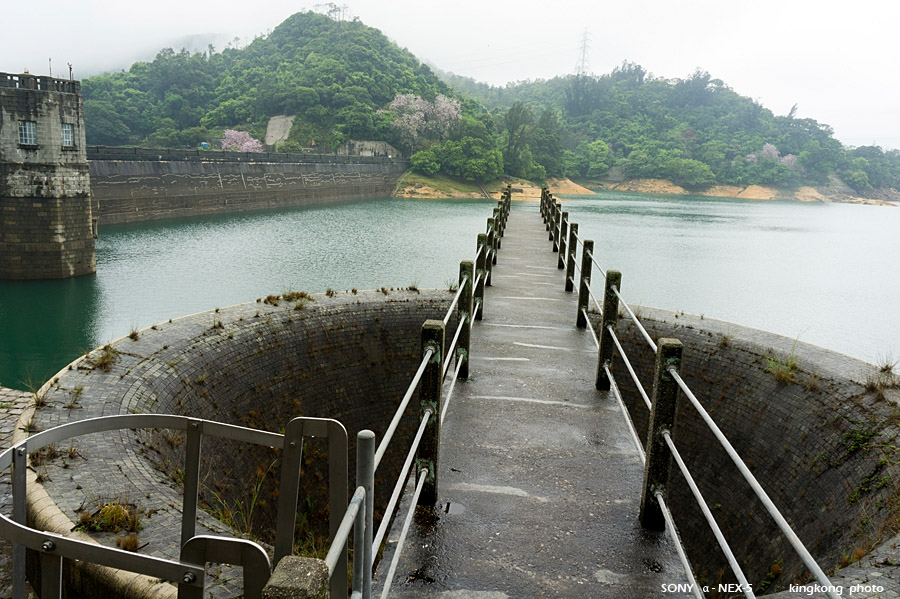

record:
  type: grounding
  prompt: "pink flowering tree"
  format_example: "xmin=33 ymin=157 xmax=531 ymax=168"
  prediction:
xmin=221 ymin=129 xmax=264 ymax=152
xmin=760 ymin=142 xmax=780 ymax=161
xmin=378 ymin=94 xmax=461 ymax=152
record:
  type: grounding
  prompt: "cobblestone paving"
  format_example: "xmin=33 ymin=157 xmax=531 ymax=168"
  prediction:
xmin=1 ymin=387 xmax=35 ymax=599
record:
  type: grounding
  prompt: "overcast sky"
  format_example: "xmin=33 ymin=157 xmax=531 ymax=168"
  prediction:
xmin=2 ymin=1 xmax=896 ymax=149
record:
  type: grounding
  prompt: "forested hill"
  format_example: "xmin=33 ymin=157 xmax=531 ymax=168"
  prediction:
xmin=437 ymin=64 xmax=900 ymax=194
xmin=82 ymin=10 xmax=899 ymax=194
xmin=82 ymin=11 xmax=451 ymax=151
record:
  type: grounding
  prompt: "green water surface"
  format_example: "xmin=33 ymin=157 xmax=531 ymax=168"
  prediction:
xmin=2 ymin=192 xmax=898 ymax=389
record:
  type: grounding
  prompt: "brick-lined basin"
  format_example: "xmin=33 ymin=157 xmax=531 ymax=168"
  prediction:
xmin=610 ymin=307 xmax=900 ymax=592
xmin=15 ymin=289 xmax=455 ymax=598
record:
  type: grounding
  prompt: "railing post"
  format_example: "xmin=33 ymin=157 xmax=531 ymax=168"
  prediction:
xmin=458 ymin=260 xmax=474 ymax=378
xmin=549 ymin=199 xmax=557 ymax=238
xmin=595 ymin=270 xmax=621 ymax=390
xmin=484 ymin=218 xmax=497 ymax=287
xmin=493 ymin=207 xmax=501 ymax=248
xmin=551 ymin=203 xmax=560 ymax=246
xmin=491 ymin=217 xmax=499 ymax=265
xmin=417 ymin=320 xmax=444 ymax=506
xmin=181 ymin=419 xmax=202 ymax=549
xmin=275 ymin=418 xmax=348 ymax=599
xmin=565 ymin=223 xmax=578 ymax=290
xmin=475 ymin=234 xmax=487 ymax=318
xmin=13 ymin=446 xmax=26 ymax=599
xmin=557 ymin=212 xmax=568 ymax=268
xmin=41 ymin=551 xmax=63 ymax=599
xmin=640 ymin=338 xmax=683 ymax=530
xmin=577 ymin=240 xmax=593 ymax=327
xmin=356 ymin=430 xmax=375 ymax=599
xmin=542 ymin=190 xmax=549 ymax=228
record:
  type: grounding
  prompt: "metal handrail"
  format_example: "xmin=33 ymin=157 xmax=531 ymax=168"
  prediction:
xmin=374 ymin=348 xmax=434 ymax=471
xmin=368 ymin=198 xmax=500 ymax=595
xmin=668 ymin=367 xmax=840 ymax=599
xmin=611 ymin=286 xmax=657 ymax=353
xmin=442 ymin=275 xmax=469 ymax=326
xmin=441 ymin=358 xmax=466 ymax=425
xmin=0 ymin=414 xmax=300 ymax=599
xmin=588 ymin=285 xmax=604 ymax=315
xmin=654 ymin=492 xmax=704 ymax=599
xmin=583 ymin=309 xmax=599 ymax=348
xmin=372 ymin=411 xmax=430 ymax=554
xmin=443 ymin=318 xmax=466 ymax=378
xmin=571 ymin=228 xmax=584 ymax=248
xmin=604 ymin=366 xmax=645 ymax=463
xmin=601 ymin=365 xmax=696 ymax=597
xmin=662 ymin=431 xmax=755 ymax=598
xmin=545 ymin=195 xmax=834 ymax=598
xmin=585 ymin=249 xmax=607 ymax=278
xmin=606 ymin=325 xmax=652 ymax=411
xmin=325 ymin=486 xmax=365 ymax=575
xmin=379 ymin=469 xmax=428 ymax=599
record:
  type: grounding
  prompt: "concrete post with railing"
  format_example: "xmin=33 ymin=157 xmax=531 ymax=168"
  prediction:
xmin=576 ymin=240 xmax=593 ymax=327
xmin=475 ymin=233 xmax=487 ymax=317
xmin=493 ymin=207 xmax=501 ymax=249
xmin=595 ymin=270 xmax=621 ymax=390
xmin=550 ymin=200 xmax=559 ymax=241
xmin=557 ymin=213 xmax=568 ymax=269
xmin=458 ymin=260 xmax=474 ymax=378
xmin=485 ymin=218 xmax=495 ymax=285
xmin=565 ymin=223 xmax=578 ymax=291
xmin=491 ymin=217 xmax=499 ymax=266
xmin=639 ymin=338 xmax=683 ymax=530
xmin=552 ymin=204 xmax=562 ymax=248
xmin=417 ymin=320 xmax=444 ymax=506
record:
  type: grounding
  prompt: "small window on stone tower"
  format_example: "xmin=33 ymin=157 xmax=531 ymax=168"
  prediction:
xmin=61 ymin=123 xmax=75 ymax=147
xmin=18 ymin=120 xmax=37 ymax=146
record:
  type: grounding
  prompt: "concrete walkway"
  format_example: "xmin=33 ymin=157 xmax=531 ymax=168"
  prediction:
xmin=377 ymin=206 xmax=692 ymax=598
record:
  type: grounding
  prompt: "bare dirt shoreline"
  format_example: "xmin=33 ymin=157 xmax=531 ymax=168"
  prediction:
xmin=396 ymin=175 xmax=898 ymax=206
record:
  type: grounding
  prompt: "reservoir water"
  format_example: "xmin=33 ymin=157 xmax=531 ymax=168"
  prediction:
xmin=1 ymin=192 xmax=898 ymax=390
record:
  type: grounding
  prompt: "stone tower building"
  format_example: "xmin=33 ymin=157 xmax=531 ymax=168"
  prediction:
xmin=0 ymin=72 xmax=96 ymax=279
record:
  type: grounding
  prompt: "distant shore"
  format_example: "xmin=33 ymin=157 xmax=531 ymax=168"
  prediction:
xmin=589 ymin=178 xmax=897 ymax=206
xmin=395 ymin=173 xmax=898 ymax=206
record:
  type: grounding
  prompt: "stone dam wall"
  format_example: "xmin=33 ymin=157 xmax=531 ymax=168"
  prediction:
xmin=86 ymin=146 xmax=409 ymax=225
xmin=22 ymin=289 xmax=457 ymax=598
xmin=611 ymin=307 xmax=899 ymax=594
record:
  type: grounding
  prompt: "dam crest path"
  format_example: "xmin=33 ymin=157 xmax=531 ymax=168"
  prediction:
xmin=376 ymin=208 xmax=692 ymax=598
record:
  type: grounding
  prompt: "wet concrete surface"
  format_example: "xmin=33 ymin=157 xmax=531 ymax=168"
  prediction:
xmin=375 ymin=207 xmax=693 ymax=598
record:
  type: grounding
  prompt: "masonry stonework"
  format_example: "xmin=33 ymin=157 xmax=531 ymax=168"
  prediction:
xmin=23 ymin=290 xmax=456 ymax=598
xmin=611 ymin=307 xmax=899 ymax=592
xmin=87 ymin=147 xmax=408 ymax=225
xmin=0 ymin=73 xmax=96 ymax=279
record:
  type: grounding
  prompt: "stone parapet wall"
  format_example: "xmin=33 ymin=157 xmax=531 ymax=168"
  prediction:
xmin=611 ymin=307 xmax=899 ymax=593
xmin=87 ymin=148 xmax=409 ymax=225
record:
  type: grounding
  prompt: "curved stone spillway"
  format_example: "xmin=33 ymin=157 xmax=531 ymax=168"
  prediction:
xmin=19 ymin=289 xmax=455 ymax=598
xmin=14 ymin=288 xmax=899 ymax=597
xmin=612 ymin=307 xmax=900 ymax=591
